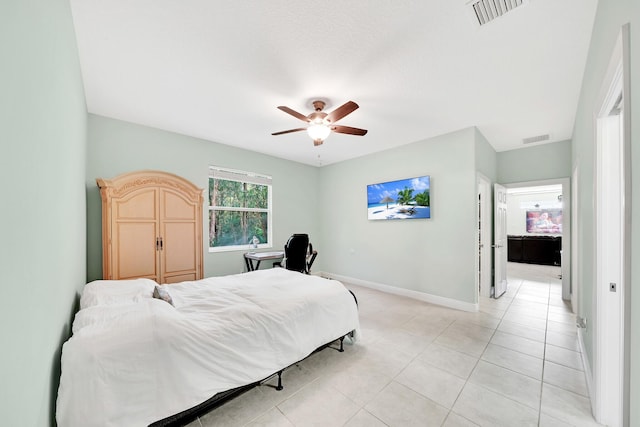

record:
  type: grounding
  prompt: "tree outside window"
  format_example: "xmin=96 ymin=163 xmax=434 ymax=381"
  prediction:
xmin=209 ymin=167 xmax=272 ymax=251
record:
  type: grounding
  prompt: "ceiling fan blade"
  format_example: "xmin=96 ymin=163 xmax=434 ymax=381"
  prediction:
xmin=330 ymin=125 xmax=368 ymax=136
xmin=277 ymin=106 xmax=310 ymax=122
xmin=325 ymin=101 xmax=359 ymax=123
xmin=271 ymin=127 xmax=307 ymax=136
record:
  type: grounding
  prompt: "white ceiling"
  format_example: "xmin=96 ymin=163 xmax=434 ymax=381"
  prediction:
xmin=69 ymin=0 xmax=598 ymax=167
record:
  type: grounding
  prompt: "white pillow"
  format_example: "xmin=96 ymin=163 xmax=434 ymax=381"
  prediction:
xmin=80 ymin=278 xmax=158 ymax=309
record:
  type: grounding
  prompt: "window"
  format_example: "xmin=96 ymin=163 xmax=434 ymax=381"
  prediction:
xmin=208 ymin=166 xmax=272 ymax=252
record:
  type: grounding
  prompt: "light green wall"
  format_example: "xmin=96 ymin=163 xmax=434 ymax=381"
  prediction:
xmin=318 ymin=128 xmax=479 ymax=304
xmin=571 ymin=1 xmax=639 ymax=424
xmin=474 ymin=128 xmax=498 ymax=182
xmin=86 ymin=115 xmax=321 ymax=280
xmin=497 ymin=140 xmax=572 ymax=184
xmin=0 ymin=0 xmax=87 ymax=425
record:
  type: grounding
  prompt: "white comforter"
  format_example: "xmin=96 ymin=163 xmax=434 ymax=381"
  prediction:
xmin=56 ymin=269 xmax=359 ymax=427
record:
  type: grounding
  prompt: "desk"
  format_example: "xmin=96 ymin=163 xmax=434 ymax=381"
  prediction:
xmin=244 ymin=251 xmax=284 ymax=271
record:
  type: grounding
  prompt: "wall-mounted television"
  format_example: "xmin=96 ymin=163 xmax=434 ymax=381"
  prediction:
xmin=367 ymin=175 xmax=431 ymax=220
xmin=526 ymin=209 xmax=562 ymax=234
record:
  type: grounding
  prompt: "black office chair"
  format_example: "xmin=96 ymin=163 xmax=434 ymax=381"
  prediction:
xmin=275 ymin=234 xmax=318 ymax=274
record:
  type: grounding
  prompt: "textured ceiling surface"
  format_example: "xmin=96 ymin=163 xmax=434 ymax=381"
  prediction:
xmin=70 ymin=0 xmax=598 ymax=166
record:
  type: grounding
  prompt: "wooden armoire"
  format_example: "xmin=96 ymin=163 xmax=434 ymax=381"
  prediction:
xmin=97 ymin=170 xmax=204 ymax=284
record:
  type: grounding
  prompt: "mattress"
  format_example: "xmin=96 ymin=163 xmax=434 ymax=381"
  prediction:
xmin=56 ymin=268 xmax=359 ymax=426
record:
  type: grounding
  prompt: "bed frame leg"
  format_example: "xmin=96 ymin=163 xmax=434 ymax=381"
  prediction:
xmin=338 ymin=336 xmax=345 ymax=352
xmin=276 ymin=370 xmax=284 ymax=391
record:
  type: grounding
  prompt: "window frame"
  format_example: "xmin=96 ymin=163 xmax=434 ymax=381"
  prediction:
xmin=208 ymin=166 xmax=273 ymax=253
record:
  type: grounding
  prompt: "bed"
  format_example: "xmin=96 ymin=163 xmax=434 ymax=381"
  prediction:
xmin=56 ymin=268 xmax=360 ymax=427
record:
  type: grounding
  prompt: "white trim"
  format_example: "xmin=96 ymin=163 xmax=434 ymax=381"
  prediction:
xmin=570 ymin=164 xmax=579 ymax=314
xmin=321 ymin=272 xmax=479 ymax=312
xmin=209 ymin=165 xmax=272 ymax=186
xmin=578 ymin=327 xmax=595 ymax=410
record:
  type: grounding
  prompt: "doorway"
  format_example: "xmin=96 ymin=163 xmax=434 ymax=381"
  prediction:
xmin=503 ymin=179 xmax=571 ymax=301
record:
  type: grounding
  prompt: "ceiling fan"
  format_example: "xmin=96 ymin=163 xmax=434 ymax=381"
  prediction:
xmin=272 ymin=100 xmax=368 ymax=146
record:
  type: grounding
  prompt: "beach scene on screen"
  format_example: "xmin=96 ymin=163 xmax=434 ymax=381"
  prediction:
xmin=367 ymin=176 xmax=431 ymax=220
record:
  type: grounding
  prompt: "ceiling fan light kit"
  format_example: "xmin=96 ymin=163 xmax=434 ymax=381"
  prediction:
xmin=272 ymin=99 xmax=367 ymax=146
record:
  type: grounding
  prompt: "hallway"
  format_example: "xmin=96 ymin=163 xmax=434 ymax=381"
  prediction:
xmin=475 ymin=261 xmax=599 ymax=425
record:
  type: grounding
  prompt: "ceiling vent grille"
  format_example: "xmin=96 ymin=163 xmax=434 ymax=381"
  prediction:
xmin=523 ymin=134 xmax=550 ymax=145
xmin=469 ymin=0 xmax=527 ymax=26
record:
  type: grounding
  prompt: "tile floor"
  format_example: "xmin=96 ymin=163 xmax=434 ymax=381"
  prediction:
xmin=186 ymin=263 xmax=602 ymax=427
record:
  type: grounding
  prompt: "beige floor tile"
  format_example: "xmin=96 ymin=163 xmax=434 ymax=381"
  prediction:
xmin=320 ymin=363 xmax=392 ymax=406
xmin=502 ymin=311 xmax=548 ymax=330
xmin=454 ymin=311 xmax=502 ymax=329
xmin=546 ymin=319 xmax=577 ymax=336
xmin=514 ymin=293 xmax=550 ymax=305
xmin=547 ymin=304 xmax=574 ymax=315
xmin=541 ymin=383 xmax=602 ymax=427
xmin=543 ymin=360 xmax=588 ymax=397
xmin=546 ymin=330 xmax=580 ymax=352
xmin=497 ymin=319 xmax=546 ymax=342
xmin=199 ymin=387 xmax=279 ymax=427
xmin=417 ymin=342 xmax=479 ymax=379
xmin=547 ymin=311 xmax=576 ymax=325
xmin=478 ymin=304 xmax=506 ymax=319
xmin=490 ymin=330 xmax=545 ymax=359
xmin=434 ymin=330 xmax=491 ymax=358
xmin=452 ymin=382 xmax=539 ymax=427
xmin=504 ymin=304 xmax=548 ymax=320
xmin=276 ymin=380 xmax=359 ymax=427
xmin=399 ymin=314 xmax=455 ymax=339
xmin=447 ymin=321 xmax=496 ymax=341
xmin=481 ymin=343 xmax=543 ymax=380
xmin=468 ymin=360 xmax=541 ymax=410
xmin=538 ymin=412 xmax=575 ymax=426
xmin=374 ymin=329 xmax=434 ymax=357
xmin=365 ymin=381 xmax=449 ymax=426
xmin=245 ymin=407 xmax=294 ymax=427
xmin=346 ymin=342 xmax=415 ymax=378
xmin=343 ymin=409 xmax=387 ymax=427
xmin=443 ymin=412 xmax=480 ymax=426
xmin=545 ymin=344 xmax=583 ymax=370
xmin=395 ymin=358 xmax=466 ymax=408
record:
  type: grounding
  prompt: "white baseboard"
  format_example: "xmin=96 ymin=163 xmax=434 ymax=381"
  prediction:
xmin=577 ymin=327 xmax=596 ymax=416
xmin=319 ymin=271 xmax=479 ymax=313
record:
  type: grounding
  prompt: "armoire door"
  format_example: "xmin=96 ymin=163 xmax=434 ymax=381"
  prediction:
xmin=159 ymin=188 xmax=201 ymax=284
xmin=111 ymin=187 xmax=161 ymax=281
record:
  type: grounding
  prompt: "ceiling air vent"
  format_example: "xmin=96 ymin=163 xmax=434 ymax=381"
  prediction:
xmin=523 ymin=134 xmax=550 ymax=145
xmin=468 ymin=0 xmax=528 ymax=26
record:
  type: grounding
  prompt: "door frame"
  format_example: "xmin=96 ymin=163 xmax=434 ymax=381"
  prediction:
xmin=493 ymin=183 xmax=508 ymax=298
xmin=476 ymin=173 xmax=493 ymax=299
xmin=503 ymin=178 xmax=571 ymax=299
xmin=571 ymin=164 xmax=579 ymax=314
xmin=591 ymin=24 xmax=631 ymax=427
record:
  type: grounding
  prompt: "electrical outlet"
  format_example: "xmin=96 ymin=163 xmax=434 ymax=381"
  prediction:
xmin=577 ymin=317 xmax=587 ymax=328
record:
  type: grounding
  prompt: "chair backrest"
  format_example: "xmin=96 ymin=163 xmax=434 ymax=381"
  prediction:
xmin=283 ymin=234 xmax=310 ymax=273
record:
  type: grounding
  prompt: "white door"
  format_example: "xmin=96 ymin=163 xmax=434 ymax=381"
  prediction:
xmin=477 ymin=175 xmax=492 ymax=298
xmin=493 ymin=183 xmax=507 ymax=298
xmin=595 ymin=111 xmax=624 ymax=427
xmin=593 ymin=26 xmax=629 ymax=426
